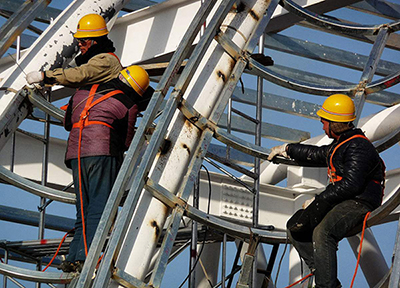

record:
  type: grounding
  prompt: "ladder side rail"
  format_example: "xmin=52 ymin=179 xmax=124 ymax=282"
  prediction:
xmin=139 ymin=9 xmax=284 ymax=280
xmin=147 ymin=128 xmax=214 ymax=287
xmin=93 ymin=0 xmax=237 ymax=281
xmin=97 ymin=0 xmax=277 ymax=286
xmin=77 ymin=0 xmax=225 ymax=285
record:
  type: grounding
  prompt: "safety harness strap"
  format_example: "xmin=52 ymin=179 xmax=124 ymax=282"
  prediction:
xmin=328 ymin=135 xmax=369 ymax=183
xmin=72 ymin=85 xmax=123 ymax=129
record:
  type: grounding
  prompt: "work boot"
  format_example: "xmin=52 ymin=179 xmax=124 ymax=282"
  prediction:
xmin=74 ymin=260 xmax=85 ymax=273
xmin=58 ymin=260 xmax=76 ymax=273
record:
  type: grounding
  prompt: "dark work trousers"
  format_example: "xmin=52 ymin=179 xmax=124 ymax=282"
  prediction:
xmin=67 ymin=156 xmax=121 ymax=263
xmin=288 ymin=199 xmax=371 ymax=288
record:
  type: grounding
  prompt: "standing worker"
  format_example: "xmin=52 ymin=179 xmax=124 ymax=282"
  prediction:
xmin=26 ymin=13 xmax=122 ymax=87
xmin=60 ymin=65 xmax=150 ymax=273
xmin=267 ymin=94 xmax=385 ymax=288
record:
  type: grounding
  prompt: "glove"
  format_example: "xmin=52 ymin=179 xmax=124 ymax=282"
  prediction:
xmin=267 ymin=143 xmax=288 ymax=161
xmin=302 ymin=197 xmax=315 ymax=209
xmin=26 ymin=71 xmax=44 ymax=85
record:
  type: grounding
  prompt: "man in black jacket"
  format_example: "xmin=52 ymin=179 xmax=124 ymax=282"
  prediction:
xmin=268 ymin=94 xmax=385 ymax=288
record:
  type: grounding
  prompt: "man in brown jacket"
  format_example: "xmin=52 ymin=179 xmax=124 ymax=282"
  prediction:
xmin=26 ymin=14 xmax=122 ymax=87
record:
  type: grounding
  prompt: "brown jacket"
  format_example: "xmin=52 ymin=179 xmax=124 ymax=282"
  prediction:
xmin=45 ymin=53 xmax=122 ymax=88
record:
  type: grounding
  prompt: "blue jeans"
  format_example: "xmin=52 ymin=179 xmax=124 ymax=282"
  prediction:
xmin=288 ymin=199 xmax=371 ymax=288
xmin=67 ymin=156 xmax=121 ymax=262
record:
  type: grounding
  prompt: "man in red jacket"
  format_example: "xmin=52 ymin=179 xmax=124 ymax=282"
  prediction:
xmin=60 ymin=65 xmax=152 ymax=273
xmin=268 ymin=94 xmax=385 ymax=288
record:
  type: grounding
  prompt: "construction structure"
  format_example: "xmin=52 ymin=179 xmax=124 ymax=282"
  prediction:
xmin=0 ymin=0 xmax=399 ymax=287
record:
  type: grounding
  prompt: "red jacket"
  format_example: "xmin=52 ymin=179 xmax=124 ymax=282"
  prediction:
xmin=64 ymin=79 xmax=140 ymax=166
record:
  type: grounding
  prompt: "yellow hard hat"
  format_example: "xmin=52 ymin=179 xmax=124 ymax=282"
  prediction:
xmin=120 ymin=65 xmax=150 ymax=96
xmin=74 ymin=14 xmax=108 ymax=39
xmin=317 ymin=94 xmax=356 ymax=122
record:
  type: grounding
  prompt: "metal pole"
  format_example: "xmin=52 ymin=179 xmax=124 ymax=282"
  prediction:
xmin=222 ymin=233 xmax=227 ymax=288
xmin=37 ymin=89 xmax=50 ymax=288
xmin=389 ymin=216 xmax=400 ymax=288
xmin=226 ymin=98 xmax=232 ymax=160
xmin=353 ymin=27 xmax=389 ymax=124
xmin=189 ymin=174 xmax=200 ymax=288
xmin=252 ymin=32 xmax=264 ymax=286
xmin=2 ymin=250 xmax=8 ymax=288
xmin=10 ymin=35 xmax=21 ymax=173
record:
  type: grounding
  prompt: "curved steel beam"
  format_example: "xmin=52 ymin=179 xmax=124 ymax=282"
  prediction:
xmin=26 ymin=87 xmax=65 ymax=121
xmin=366 ymin=70 xmax=400 ymax=96
xmin=368 ymin=185 xmax=400 ymax=227
xmin=248 ymin=57 xmax=355 ymax=95
xmin=249 ymin=57 xmax=400 ymax=99
xmin=0 ymin=166 xmax=75 ymax=204
xmin=0 ymin=262 xmax=74 ymax=284
xmin=145 ymin=178 xmax=287 ymax=244
xmin=280 ymin=0 xmax=400 ymax=36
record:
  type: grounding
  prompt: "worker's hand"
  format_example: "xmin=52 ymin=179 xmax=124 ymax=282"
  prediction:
xmin=302 ymin=197 xmax=315 ymax=209
xmin=26 ymin=71 xmax=44 ymax=85
xmin=267 ymin=143 xmax=288 ymax=161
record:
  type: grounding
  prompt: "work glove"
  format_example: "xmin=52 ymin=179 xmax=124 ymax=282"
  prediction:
xmin=267 ymin=143 xmax=288 ymax=161
xmin=26 ymin=71 xmax=44 ymax=85
xmin=302 ymin=197 xmax=315 ymax=209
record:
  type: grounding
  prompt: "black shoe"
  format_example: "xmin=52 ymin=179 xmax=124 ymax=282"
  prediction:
xmin=74 ymin=260 xmax=84 ymax=273
xmin=58 ymin=261 xmax=76 ymax=273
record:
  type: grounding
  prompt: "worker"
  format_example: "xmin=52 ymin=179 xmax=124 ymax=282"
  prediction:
xmin=267 ymin=94 xmax=385 ymax=288
xmin=58 ymin=65 xmax=151 ymax=273
xmin=26 ymin=14 xmax=122 ymax=87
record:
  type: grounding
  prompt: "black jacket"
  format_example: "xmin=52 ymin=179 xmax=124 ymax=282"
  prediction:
xmin=287 ymin=128 xmax=385 ymax=210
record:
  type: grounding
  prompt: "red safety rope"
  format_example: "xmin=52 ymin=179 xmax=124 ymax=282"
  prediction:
xmin=350 ymin=211 xmax=371 ymax=288
xmin=42 ymin=229 xmax=74 ymax=272
xmin=285 ymin=272 xmax=313 ymax=288
xmin=284 ymin=211 xmax=371 ymax=287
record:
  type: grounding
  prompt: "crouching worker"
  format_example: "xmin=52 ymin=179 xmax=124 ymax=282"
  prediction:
xmin=60 ymin=65 xmax=152 ymax=273
xmin=267 ymin=94 xmax=385 ymax=288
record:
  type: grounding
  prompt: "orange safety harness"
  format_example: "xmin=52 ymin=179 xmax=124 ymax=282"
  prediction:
xmin=328 ymin=134 xmax=385 ymax=192
xmin=73 ymin=84 xmax=122 ymax=256
xmin=328 ymin=134 xmax=369 ymax=183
